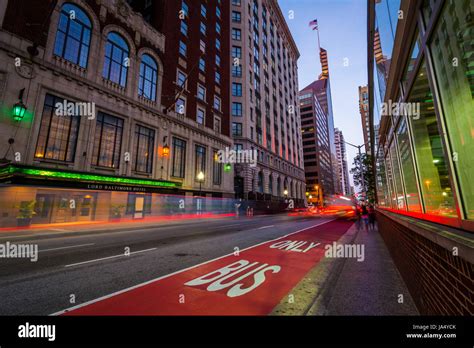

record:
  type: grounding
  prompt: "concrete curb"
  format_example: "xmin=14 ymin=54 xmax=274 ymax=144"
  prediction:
xmin=270 ymin=221 xmax=359 ymax=316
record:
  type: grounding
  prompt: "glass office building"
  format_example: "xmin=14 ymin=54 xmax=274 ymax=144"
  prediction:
xmin=369 ymin=0 xmax=473 ymax=231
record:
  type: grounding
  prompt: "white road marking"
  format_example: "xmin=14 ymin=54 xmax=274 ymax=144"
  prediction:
xmin=257 ymin=225 xmax=275 ymax=230
xmin=39 ymin=243 xmax=95 ymax=253
xmin=64 ymin=248 xmax=157 ymax=268
xmin=51 ymin=218 xmax=336 ymax=315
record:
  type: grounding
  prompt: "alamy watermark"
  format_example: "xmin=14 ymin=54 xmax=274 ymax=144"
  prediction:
xmin=324 ymin=242 xmax=365 ymax=262
xmin=55 ymin=100 xmax=96 ymax=120
xmin=216 ymin=147 xmax=257 ymax=167
xmin=0 ymin=242 xmax=38 ymax=262
xmin=381 ymin=100 xmax=420 ymax=120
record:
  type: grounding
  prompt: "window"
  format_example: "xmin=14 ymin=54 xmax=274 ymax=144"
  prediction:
xmin=102 ymin=32 xmax=129 ymax=87
xmin=35 ymin=94 xmax=80 ymax=162
xmin=172 ymin=137 xmax=186 ymax=178
xmin=215 ymin=55 xmax=221 ymax=67
xmin=177 ymin=70 xmax=186 ymax=88
xmin=232 ymin=83 xmax=242 ymax=96
xmin=180 ymin=21 xmax=188 ymax=36
xmin=176 ymin=97 xmax=185 ymax=114
xmin=232 ymin=0 xmax=241 ymax=5
xmin=92 ymin=112 xmax=124 ymax=168
xmin=215 ymin=71 xmax=221 ymax=84
xmin=197 ymin=108 xmax=205 ymax=124
xmin=216 ymin=7 xmax=221 ymax=18
xmin=213 ymin=149 xmax=222 ymax=185
xmin=53 ymin=3 xmax=91 ymax=68
xmin=201 ymin=4 xmax=206 ymax=18
xmin=213 ymin=116 xmax=221 ymax=132
xmin=396 ymin=118 xmax=421 ymax=212
xmin=138 ymin=54 xmax=158 ymax=101
xmin=430 ymin=0 xmax=474 ymax=219
xmin=179 ymin=41 xmax=186 ymax=56
xmin=232 ymin=28 xmax=241 ymax=41
xmin=408 ymin=61 xmax=456 ymax=217
xmin=216 ymin=38 xmax=221 ymax=50
xmin=232 ymin=65 xmax=242 ymax=77
xmin=216 ymin=22 xmax=221 ymax=35
xmin=232 ymin=102 xmax=242 ymax=117
xmin=200 ymin=40 xmax=206 ymax=53
xmin=199 ymin=57 xmax=205 ymax=72
xmin=197 ymin=84 xmax=206 ymax=101
xmin=232 ymin=11 xmax=241 ymax=22
xmin=214 ymin=96 xmax=221 ymax=111
xmin=232 ymin=122 xmax=242 ymax=136
xmin=181 ymin=1 xmax=188 ymax=17
xmin=232 ymin=46 xmax=242 ymax=58
xmin=134 ymin=125 xmax=155 ymax=173
xmin=195 ymin=145 xmax=206 ymax=180
xmin=200 ymin=22 xmax=206 ymax=35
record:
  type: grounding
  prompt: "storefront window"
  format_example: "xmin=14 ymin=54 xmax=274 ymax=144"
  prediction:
xmin=385 ymin=151 xmax=396 ymax=209
xmin=408 ymin=61 xmax=457 ymax=218
xmin=430 ymin=0 xmax=474 ymax=219
xmin=389 ymin=138 xmax=405 ymax=210
xmin=396 ymin=118 xmax=422 ymax=212
xmin=376 ymin=150 xmax=390 ymax=207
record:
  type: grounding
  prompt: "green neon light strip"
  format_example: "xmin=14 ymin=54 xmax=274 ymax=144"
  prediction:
xmin=6 ymin=166 xmax=179 ymax=188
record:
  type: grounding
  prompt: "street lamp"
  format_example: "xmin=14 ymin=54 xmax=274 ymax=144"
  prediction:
xmin=337 ymin=140 xmax=370 ymax=196
xmin=283 ymin=189 xmax=288 ymax=197
xmin=160 ymin=136 xmax=170 ymax=179
xmin=197 ymin=171 xmax=205 ymax=197
xmin=12 ymin=88 xmax=27 ymax=122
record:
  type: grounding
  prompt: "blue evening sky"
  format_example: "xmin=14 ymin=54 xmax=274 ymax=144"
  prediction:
xmin=278 ymin=0 xmax=368 ymax=187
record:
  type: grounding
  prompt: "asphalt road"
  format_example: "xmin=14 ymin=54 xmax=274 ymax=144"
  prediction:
xmin=0 ymin=214 xmax=333 ymax=315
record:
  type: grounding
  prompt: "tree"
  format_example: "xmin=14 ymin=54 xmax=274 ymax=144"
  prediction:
xmin=350 ymin=153 xmax=375 ymax=203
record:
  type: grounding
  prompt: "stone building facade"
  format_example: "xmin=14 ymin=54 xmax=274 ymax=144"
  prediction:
xmin=0 ymin=0 xmax=233 ymax=227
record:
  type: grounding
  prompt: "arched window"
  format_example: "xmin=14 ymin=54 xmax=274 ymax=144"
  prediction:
xmin=138 ymin=54 xmax=158 ymax=101
xmin=103 ymin=32 xmax=129 ymax=87
xmin=53 ymin=3 xmax=92 ymax=68
xmin=268 ymin=175 xmax=273 ymax=195
xmin=277 ymin=178 xmax=281 ymax=196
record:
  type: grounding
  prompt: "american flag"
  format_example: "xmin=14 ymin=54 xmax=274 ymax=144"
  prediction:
xmin=309 ymin=19 xmax=318 ymax=30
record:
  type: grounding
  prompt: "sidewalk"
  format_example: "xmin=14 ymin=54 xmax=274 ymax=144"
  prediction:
xmin=272 ymin=220 xmax=419 ymax=315
xmin=320 ymin=222 xmax=419 ymax=315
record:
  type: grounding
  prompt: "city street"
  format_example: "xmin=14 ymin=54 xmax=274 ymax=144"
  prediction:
xmin=0 ymin=214 xmax=353 ymax=315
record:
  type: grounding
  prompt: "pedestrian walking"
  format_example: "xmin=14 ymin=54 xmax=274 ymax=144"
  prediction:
xmin=355 ymin=204 xmax=362 ymax=231
xmin=368 ymin=204 xmax=376 ymax=231
xmin=361 ymin=204 xmax=369 ymax=232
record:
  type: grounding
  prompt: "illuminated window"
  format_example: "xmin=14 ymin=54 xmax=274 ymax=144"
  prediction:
xmin=35 ymin=94 xmax=80 ymax=162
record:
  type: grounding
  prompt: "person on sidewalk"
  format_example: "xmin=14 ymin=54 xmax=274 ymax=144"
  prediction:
xmin=368 ymin=204 xmax=376 ymax=231
xmin=361 ymin=204 xmax=369 ymax=232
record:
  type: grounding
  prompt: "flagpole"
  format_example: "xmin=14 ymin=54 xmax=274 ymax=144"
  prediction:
xmin=316 ymin=25 xmax=321 ymax=52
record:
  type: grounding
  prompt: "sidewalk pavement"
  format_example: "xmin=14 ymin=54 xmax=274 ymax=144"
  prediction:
xmin=272 ymin=220 xmax=419 ymax=315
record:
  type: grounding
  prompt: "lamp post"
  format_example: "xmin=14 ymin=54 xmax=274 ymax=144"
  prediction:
xmin=160 ymin=136 xmax=169 ymax=179
xmin=197 ymin=171 xmax=205 ymax=197
xmin=337 ymin=140 xmax=369 ymax=200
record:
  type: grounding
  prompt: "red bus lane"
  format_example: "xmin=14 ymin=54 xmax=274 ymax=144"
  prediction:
xmin=59 ymin=219 xmax=353 ymax=315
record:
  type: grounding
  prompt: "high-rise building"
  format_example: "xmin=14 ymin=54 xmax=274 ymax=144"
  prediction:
xmin=358 ymin=85 xmax=370 ymax=154
xmin=0 ymin=0 xmax=234 ymax=227
xmin=229 ymin=0 xmax=306 ymax=205
xmin=334 ymin=128 xmax=350 ymax=196
xmin=299 ymin=47 xmax=337 ymax=200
